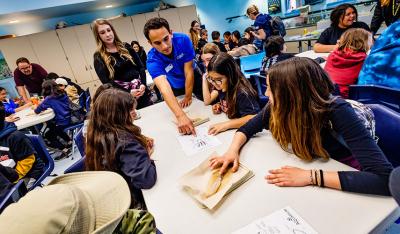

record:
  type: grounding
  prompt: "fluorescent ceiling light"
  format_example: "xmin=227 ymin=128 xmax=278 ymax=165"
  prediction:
xmin=9 ymin=20 xmax=19 ymax=24
xmin=105 ymin=5 xmax=113 ymax=8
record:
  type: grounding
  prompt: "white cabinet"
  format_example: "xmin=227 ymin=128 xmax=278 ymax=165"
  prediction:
xmin=28 ymin=30 xmax=75 ymax=79
xmin=56 ymin=27 xmax=94 ymax=84
xmin=74 ymin=24 xmax=99 ymax=81
xmin=131 ymin=14 xmax=153 ymax=53
xmin=178 ymin=5 xmax=199 ymax=36
xmin=0 ymin=36 xmax=39 ymax=71
xmin=109 ymin=16 xmax=138 ymax=44
xmin=159 ymin=8 xmax=183 ymax=33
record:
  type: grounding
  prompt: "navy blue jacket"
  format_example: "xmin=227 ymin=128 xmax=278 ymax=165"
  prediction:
xmin=238 ymin=98 xmax=393 ymax=195
xmin=35 ymin=94 xmax=71 ymax=126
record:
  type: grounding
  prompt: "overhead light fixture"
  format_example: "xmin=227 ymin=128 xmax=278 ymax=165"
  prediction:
xmin=105 ymin=5 xmax=113 ymax=8
xmin=9 ymin=20 xmax=19 ymax=24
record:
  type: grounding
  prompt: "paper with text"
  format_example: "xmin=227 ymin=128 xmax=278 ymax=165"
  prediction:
xmin=176 ymin=126 xmax=221 ymax=156
xmin=232 ymin=206 xmax=318 ymax=234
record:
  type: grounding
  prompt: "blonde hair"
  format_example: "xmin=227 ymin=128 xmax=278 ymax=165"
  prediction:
xmin=202 ymin=43 xmax=220 ymax=55
xmin=92 ymin=19 xmax=135 ymax=79
xmin=189 ymin=30 xmax=199 ymax=50
xmin=246 ymin=5 xmax=259 ymax=16
xmin=381 ymin=0 xmax=390 ymax=7
xmin=338 ymin=28 xmax=371 ymax=53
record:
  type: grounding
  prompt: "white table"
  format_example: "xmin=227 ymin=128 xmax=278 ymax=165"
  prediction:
xmin=13 ymin=108 xmax=55 ymax=130
xmin=295 ymin=50 xmax=329 ymax=68
xmin=137 ymin=99 xmax=399 ymax=234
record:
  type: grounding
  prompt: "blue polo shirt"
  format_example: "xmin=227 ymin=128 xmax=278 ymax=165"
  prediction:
xmin=147 ymin=33 xmax=195 ymax=89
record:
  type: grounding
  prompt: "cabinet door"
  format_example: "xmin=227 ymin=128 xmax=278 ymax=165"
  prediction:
xmin=29 ymin=31 xmax=75 ymax=79
xmin=131 ymin=14 xmax=152 ymax=53
xmin=178 ymin=5 xmax=198 ymax=37
xmin=159 ymin=8 xmax=183 ymax=33
xmin=56 ymin=27 xmax=93 ymax=84
xmin=145 ymin=12 xmax=159 ymax=20
xmin=80 ymin=80 xmax=102 ymax=96
xmin=109 ymin=17 xmax=137 ymax=44
xmin=0 ymin=36 xmax=39 ymax=71
xmin=74 ymin=24 xmax=99 ymax=80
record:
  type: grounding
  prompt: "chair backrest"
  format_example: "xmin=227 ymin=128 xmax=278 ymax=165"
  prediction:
xmin=64 ymin=156 xmax=86 ymax=174
xmin=78 ymin=92 xmax=86 ymax=110
xmin=249 ymin=74 xmax=269 ymax=108
xmin=0 ymin=180 xmax=27 ymax=213
xmin=85 ymin=95 xmax=91 ymax=113
xmin=26 ymin=134 xmax=55 ymax=190
xmin=349 ymin=85 xmax=400 ymax=113
xmin=74 ymin=128 xmax=85 ymax=157
xmin=240 ymin=52 xmax=265 ymax=72
xmin=367 ymin=104 xmax=400 ymax=167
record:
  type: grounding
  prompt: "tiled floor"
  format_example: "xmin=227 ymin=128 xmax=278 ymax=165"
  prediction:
xmin=42 ymin=151 xmax=81 ymax=185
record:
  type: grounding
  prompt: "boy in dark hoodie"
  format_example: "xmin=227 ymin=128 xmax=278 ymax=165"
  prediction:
xmin=0 ymin=103 xmax=44 ymax=189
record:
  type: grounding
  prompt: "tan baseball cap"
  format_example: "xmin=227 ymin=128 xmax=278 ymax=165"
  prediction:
xmin=0 ymin=171 xmax=131 ymax=234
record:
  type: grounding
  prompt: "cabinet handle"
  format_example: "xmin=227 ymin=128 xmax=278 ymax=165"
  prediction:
xmin=85 ymin=66 xmax=88 ymax=71
xmin=89 ymin=65 xmax=93 ymax=70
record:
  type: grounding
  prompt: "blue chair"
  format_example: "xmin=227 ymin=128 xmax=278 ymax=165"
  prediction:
xmin=64 ymin=156 xmax=86 ymax=174
xmin=349 ymin=85 xmax=400 ymax=113
xmin=367 ymin=104 xmax=400 ymax=167
xmin=85 ymin=95 xmax=91 ymax=114
xmin=250 ymin=74 xmax=269 ymax=108
xmin=78 ymin=92 xmax=87 ymax=111
xmin=26 ymin=134 xmax=55 ymax=190
xmin=240 ymin=52 xmax=265 ymax=78
xmin=74 ymin=128 xmax=85 ymax=157
xmin=0 ymin=180 xmax=27 ymax=213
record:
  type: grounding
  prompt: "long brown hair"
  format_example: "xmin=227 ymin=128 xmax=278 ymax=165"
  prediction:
xmin=92 ymin=19 xmax=135 ymax=79
xmin=338 ymin=28 xmax=371 ymax=53
xmin=268 ymin=57 xmax=335 ymax=160
xmin=85 ymin=89 xmax=148 ymax=171
xmin=207 ymin=53 xmax=258 ymax=119
xmin=189 ymin=20 xmax=200 ymax=50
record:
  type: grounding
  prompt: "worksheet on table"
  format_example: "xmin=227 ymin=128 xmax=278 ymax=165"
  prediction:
xmin=232 ymin=206 xmax=318 ymax=234
xmin=176 ymin=126 xmax=221 ymax=156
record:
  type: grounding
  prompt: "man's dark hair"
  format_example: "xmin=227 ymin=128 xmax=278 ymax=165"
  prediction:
xmin=330 ymin=3 xmax=358 ymax=27
xmin=200 ymin=29 xmax=208 ymax=36
xmin=16 ymin=57 xmax=30 ymax=66
xmin=211 ymin=31 xmax=220 ymax=40
xmin=143 ymin=17 xmax=171 ymax=41
xmin=223 ymin=31 xmax=231 ymax=38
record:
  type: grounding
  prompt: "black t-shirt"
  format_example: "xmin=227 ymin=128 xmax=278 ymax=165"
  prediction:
xmin=0 ymin=131 xmax=44 ymax=180
xmin=218 ymin=89 xmax=260 ymax=118
xmin=316 ymin=21 xmax=371 ymax=45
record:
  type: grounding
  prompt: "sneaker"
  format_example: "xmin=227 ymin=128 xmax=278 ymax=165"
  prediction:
xmin=52 ymin=151 xmax=68 ymax=161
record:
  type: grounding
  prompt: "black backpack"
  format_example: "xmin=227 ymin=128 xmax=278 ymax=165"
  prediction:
xmin=270 ymin=16 xmax=286 ymax=37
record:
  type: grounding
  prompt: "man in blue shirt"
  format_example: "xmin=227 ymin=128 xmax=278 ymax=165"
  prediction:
xmin=145 ymin=17 xmax=202 ymax=135
xmin=246 ymin=5 xmax=273 ymax=50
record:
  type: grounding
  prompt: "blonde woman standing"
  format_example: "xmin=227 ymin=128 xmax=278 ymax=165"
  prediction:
xmin=189 ymin=20 xmax=201 ymax=54
xmin=92 ymin=19 xmax=151 ymax=109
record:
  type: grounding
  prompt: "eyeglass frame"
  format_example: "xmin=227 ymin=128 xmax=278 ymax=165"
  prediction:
xmin=206 ymin=76 xmax=223 ymax=85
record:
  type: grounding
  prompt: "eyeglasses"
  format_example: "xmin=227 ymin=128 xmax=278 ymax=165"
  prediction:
xmin=19 ymin=66 xmax=30 ymax=72
xmin=206 ymin=76 xmax=223 ymax=85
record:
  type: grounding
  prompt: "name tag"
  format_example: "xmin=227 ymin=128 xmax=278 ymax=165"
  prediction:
xmin=165 ymin=64 xmax=173 ymax=73
xmin=177 ymin=53 xmax=184 ymax=59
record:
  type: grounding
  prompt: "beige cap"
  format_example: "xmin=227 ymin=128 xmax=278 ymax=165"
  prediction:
xmin=55 ymin=77 xmax=68 ymax=86
xmin=0 ymin=171 xmax=130 ymax=234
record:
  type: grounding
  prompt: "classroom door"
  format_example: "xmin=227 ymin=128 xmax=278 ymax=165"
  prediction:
xmin=56 ymin=27 xmax=93 ymax=85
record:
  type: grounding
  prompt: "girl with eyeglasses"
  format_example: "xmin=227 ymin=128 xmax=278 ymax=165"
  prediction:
xmin=202 ymin=53 xmax=260 ymax=135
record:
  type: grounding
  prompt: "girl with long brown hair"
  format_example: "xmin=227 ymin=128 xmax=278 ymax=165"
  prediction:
xmin=210 ymin=57 xmax=393 ymax=196
xmin=189 ymin=20 xmax=201 ymax=54
xmin=92 ymin=19 xmax=152 ymax=109
xmin=325 ymin=28 xmax=372 ymax=98
xmin=85 ymin=88 xmax=156 ymax=209
xmin=203 ymin=53 xmax=260 ymax=135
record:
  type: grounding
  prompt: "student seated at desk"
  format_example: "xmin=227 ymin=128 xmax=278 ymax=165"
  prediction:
xmin=324 ymin=28 xmax=372 ymax=98
xmin=210 ymin=57 xmax=394 ymax=196
xmin=85 ymin=89 xmax=156 ymax=209
xmin=0 ymin=87 xmax=31 ymax=116
xmin=202 ymin=53 xmax=260 ymax=135
xmin=260 ymin=36 xmax=293 ymax=76
xmin=0 ymin=103 xmax=44 ymax=189
xmin=314 ymin=4 xmax=371 ymax=53
xmin=34 ymin=80 xmax=72 ymax=157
